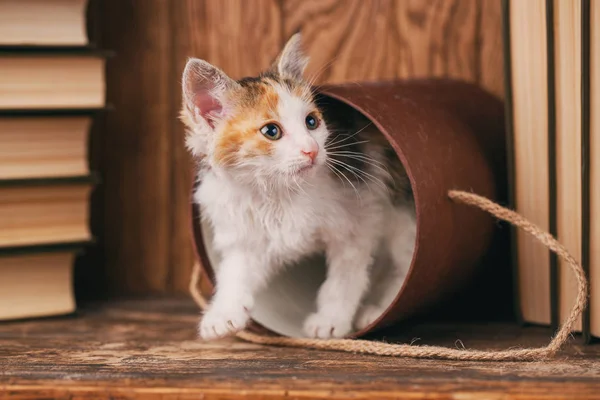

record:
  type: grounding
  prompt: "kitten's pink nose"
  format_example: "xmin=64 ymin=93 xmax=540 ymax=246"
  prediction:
xmin=301 ymin=149 xmax=318 ymax=162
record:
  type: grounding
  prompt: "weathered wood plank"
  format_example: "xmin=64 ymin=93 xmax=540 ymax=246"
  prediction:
xmin=0 ymin=299 xmax=598 ymax=399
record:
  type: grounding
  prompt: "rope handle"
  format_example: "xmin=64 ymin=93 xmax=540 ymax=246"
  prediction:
xmin=189 ymin=190 xmax=588 ymax=361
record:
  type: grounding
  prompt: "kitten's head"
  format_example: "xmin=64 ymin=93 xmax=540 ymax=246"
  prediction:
xmin=181 ymin=34 xmax=328 ymax=187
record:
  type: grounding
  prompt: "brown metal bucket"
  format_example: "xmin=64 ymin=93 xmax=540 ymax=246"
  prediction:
xmin=190 ymin=78 xmax=506 ymax=338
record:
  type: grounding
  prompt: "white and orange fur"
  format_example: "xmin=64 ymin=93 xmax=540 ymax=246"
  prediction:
xmin=181 ymin=34 xmax=416 ymax=340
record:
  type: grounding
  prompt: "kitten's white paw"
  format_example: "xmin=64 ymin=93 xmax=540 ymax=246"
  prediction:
xmin=354 ymin=304 xmax=385 ymax=331
xmin=198 ymin=306 xmax=250 ymax=341
xmin=303 ymin=312 xmax=353 ymax=339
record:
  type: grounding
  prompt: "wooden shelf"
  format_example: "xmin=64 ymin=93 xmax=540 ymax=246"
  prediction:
xmin=1 ymin=298 xmax=599 ymax=399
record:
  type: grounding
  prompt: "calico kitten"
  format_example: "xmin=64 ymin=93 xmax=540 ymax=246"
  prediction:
xmin=181 ymin=33 xmax=416 ymax=340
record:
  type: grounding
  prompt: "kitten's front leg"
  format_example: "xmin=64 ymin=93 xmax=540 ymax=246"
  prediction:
xmin=303 ymin=238 xmax=374 ymax=338
xmin=199 ymin=250 xmax=268 ymax=340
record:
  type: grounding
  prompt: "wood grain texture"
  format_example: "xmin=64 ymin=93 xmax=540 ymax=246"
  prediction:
xmin=101 ymin=0 xmax=172 ymax=294
xmin=198 ymin=0 xmax=283 ymax=80
xmin=99 ymin=0 xmax=281 ymax=295
xmin=165 ymin=0 xmax=282 ymax=294
xmin=478 ymin=0 xmax=504 ymax=98
xmin=167 ymin=1 xmax=201 ymax=295
xmin=98 ymin=0 xmax=505 ymax=295
xmin=282 ymin=0 xmax=482 ymax=86
xmin=1 ymin=299 xmax=599 ymax=399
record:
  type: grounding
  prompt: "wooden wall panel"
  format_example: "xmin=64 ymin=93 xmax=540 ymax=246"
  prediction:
xmin=282 ymin=0 xmax=482 ymax=85
xmin=198 ymin=0 xmax=283 ymax=79
xmin=166 ymin=0 xmax=282 ymax=294
xmin=479 ymin=0 xmax=505 ymax=98
xmin=99 ymin=0 xmax=505 ymax=296
xmin=101 ymin=0 xmax=173 ymax=294
xmin=101 ymin=0 xmax=282 ymax=296
xmin=167 ymin=1 xmax=197 ymax=295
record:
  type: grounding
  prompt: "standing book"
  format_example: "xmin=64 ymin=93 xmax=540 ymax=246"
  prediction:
xmin=554 ymin=0 xmax=583 ymax=332
xmin=504 ymin=0 xmax=598 ymax=340
xmin=506 ymin=0 xmax=552 ymax=326
xmin=590 ymin=0 xmax=600 ymax=339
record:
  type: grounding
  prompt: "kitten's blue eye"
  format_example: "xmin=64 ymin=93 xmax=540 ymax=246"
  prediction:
xmin=260 ymin=123 xmax=282 ymax=140
xmin=305 ymin=113 xmax=319 ymax=130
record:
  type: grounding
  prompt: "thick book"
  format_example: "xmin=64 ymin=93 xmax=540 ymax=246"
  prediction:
xmin=0 ymin=250 xmax=77 ymax=321
xmin=590 ymin=0 xmax=600 ymax=338
xmin=505 ymin=0 xmax=597 ymax=339
xmin=0 ymin=55 xmax=105 ymax=109
xmin=0 ymin=116 xmax=91 ymax=180
xmin=0 ymin=179 xmax=93 ymax=248
xmin=507 ymin=0 xmax=552 ymax=326
xmin=555 ymin=0 xmax=583 ymax=332
xmin=0 ymin=0 xmax=89 ymax=47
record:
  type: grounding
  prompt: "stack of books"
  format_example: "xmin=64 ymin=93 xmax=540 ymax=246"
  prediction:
xmin=0 ymin=0 xmax=106 ymax=320
xmin=503 ymin=0 xmax=599 ymax=341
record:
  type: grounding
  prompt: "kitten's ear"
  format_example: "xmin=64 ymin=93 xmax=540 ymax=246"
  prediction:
xmin=274 ymin=33 xmax=309 ymax=80
xmin=182 ymin=58 xmax=239 ymax=128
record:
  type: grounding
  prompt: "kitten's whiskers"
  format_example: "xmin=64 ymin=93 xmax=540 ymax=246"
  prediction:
xmin=328 ymin=158 xmax=370 ymax=190
xmin=325 ymin=140 xmax=371 ymax=151
xmin=328 ymin=157 xmax=387 ymax=191
xmin=325 ymin=122 xmax=373 ymax=148
xmin=292 ymin=174 xmax=310 ymax=198
xmin=327 ymin=152 xmax=391 ymax=179
xmin=326 ymin=160 xmax=362 ymax=204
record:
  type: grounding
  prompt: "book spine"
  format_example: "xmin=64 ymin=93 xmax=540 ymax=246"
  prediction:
xmin=0 ymin=107 xmax=112 ymax=117
xmin=0 ymin=47 xmax=113 ymax=56
xmin=0 ymin=241 xmax=92 ymax=257
xmin=581 ymin=0 xmax=592 ymax=344
xmin=502 ymin=0 xmax=523 ymax=326
xmin=0 ymin=175 xmax=98 ymax=187
xmin=546 ymin=0 xmax=559 ymax=332
xmin=0 ymin=0 xmax=108 ymax=310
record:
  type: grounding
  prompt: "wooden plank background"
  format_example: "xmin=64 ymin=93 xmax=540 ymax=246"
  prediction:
xmin=97 ymin=0 xmax=505 ymax=296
